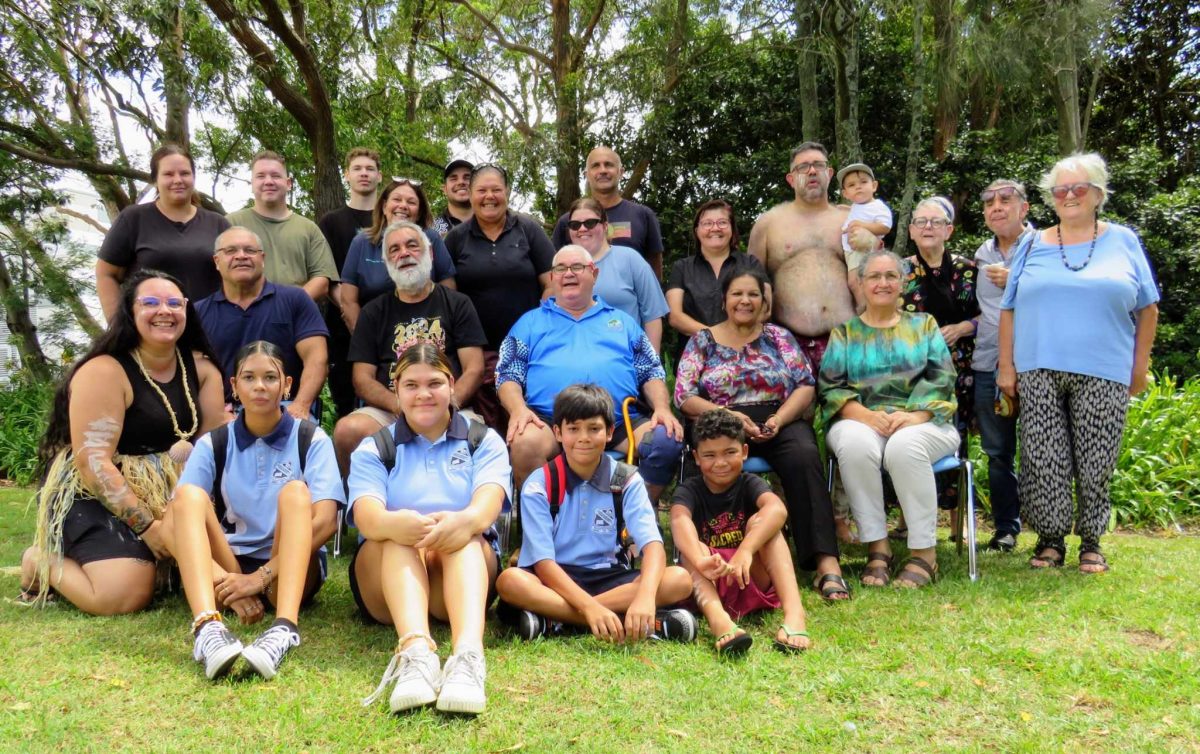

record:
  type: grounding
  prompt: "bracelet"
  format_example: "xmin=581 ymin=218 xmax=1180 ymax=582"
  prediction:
xmin=191 ymin=610 xmax=222 ymax=634
xmin=258 ymin=565 xmax=274 ymax=594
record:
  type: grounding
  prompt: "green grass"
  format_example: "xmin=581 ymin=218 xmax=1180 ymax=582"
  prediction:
xmin=1 ymin=486 xmax=1198 ymax=752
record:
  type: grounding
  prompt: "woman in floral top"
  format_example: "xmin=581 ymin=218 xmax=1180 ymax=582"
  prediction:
xmin=676 ymin=266 xmax=848 ymax=601
xmin=820 ymin=250 xmax=960 ymax=588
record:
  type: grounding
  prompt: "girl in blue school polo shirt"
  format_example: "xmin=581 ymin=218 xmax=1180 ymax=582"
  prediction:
xmin=167 ymin=340 xmax=343 ymax=681
xmin=350 ymin=343 xmax=511 ymax=716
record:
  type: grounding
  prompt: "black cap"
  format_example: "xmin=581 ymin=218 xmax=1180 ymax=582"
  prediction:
xmin=443 ymin=159 xmax=474 ymax=179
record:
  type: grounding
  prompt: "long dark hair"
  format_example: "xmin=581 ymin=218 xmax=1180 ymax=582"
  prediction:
xmin=368 ymin=179 xmax=433 ymax=243
xmin=38 ymin=269 xmax=219 ymax=474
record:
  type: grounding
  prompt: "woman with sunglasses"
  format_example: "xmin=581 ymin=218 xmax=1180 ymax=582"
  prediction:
xmin=998 ymin=153 xmax=1159 ymax=573
xmin=21 ymin=270 xmax=226 ymax=614
xmin=340 ymin=178 xmax=457 ymax=332
xmin=564 ymin=197 xmax=668 ymax=351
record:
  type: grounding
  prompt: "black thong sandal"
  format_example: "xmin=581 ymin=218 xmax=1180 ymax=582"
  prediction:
xmin=813 ymin=572 xmax=851 ymax=602
xmin=773 ymin=625 xmax=810 ymax=654
xmin=715 ymin=627 xmax=754 ymax=656
xmin=1029 ymin=544 xmax=1066 ymax=569
xmin=1079 ymin=548 xmax=1110 ymax=574
xmin=893 ymin=555 xmax=938 ymax=588
xmin=861 ymin=552 xmax=894 ymax=587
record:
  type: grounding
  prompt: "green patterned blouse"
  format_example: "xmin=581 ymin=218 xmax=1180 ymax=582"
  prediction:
xmin=818 ymin=311 xmax=958 ymax=427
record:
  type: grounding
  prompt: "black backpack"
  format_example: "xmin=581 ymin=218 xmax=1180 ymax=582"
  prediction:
xmin=209 ymin=419 xmax=318 ymax=534
xmin=370 ymin=418 xmax=488 ymax=471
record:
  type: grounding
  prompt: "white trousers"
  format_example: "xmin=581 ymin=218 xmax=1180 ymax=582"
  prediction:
xmin=826 ymin=420 xmax=960 ymax=549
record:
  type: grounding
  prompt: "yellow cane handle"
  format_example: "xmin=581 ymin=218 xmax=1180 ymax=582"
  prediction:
xmin=621 ymin=396 xmax=637 ymax=465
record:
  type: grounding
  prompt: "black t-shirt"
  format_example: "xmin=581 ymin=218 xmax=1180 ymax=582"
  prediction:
xmin=317 ymin=206 xmax=374 ymax=270
xmin=347 ymin=285 xmax=487 ymax=390
xmin=552 ymin=198 xmax=665 ymax=260
xmin=444 ymin=211 xmax=555 ymax=350
xmin=673 ymin=473 xmax=771 ymax=550
xmin=98 ymin=202 xmax=230 ymax=302
xmin=666 ymin=252 xmax=764 ymax=328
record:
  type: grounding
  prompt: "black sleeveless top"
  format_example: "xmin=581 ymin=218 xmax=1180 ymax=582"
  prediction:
xmin=113 ymin=350 xmax=203 ymax=455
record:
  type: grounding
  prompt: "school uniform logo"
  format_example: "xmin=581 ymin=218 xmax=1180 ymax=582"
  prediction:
xmin=272 ymin=462 xmax=294 ymax=481
xmin=592 ymin=507 xmax=616 ymax=533
xmin=448 ymin=447 xmax=472 ymax=470
xmin=606 ymin=318 xmax=623 ymax=331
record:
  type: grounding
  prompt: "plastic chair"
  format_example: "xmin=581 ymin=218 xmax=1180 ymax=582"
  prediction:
xmin=826 ymin=453 xmax=978 ymax=582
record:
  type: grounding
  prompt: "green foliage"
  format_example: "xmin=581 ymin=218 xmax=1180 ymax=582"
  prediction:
xmin=1110 ymin=373 xmax=1200 ymax=528
xmin=0 ymin=369 xmax=54 ymax=485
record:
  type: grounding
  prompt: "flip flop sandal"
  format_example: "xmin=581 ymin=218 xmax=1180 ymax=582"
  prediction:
xmin=1078 ymin=549 xmax=1110 ymax=574
xmin=1029 ymin=544 xmax=1065 ymax=569
xmin=715 ymin=627 xmax=754 ymax=656
xmin=813 ymin=572 xmax=851 ymax=602
xmin=893 ymin=555 xmax=938 ymax=588
xmin=773 ymin=625 xmax=810 ymax=654
xmin=861 ymin=552 xmax=894 ymax=587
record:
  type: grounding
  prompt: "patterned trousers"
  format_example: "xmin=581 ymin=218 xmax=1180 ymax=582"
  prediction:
xmin=1016 ymin=369 xmax=1129 ymax=551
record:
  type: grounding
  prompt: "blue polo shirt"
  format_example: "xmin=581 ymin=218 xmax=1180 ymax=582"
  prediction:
xmin=496 ymin=297 xmax=665 ymax=423
xmin=194 ymin=282 xmax=327 ymax=402
xmin=517 ymin=454 xmax=662 ymax=569
xmin=341 ymin=228 xmax=456 ymax=306
xmin=176 ymin=412 xmax=345 ymax=559
xmin=346 ymin=412 xmax=512 ymax=525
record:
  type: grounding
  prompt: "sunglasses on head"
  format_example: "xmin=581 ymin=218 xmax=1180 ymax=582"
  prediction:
xmin=1050 ymin=182 xmax=1094 ymax=200
xmin=980 ymin=186 xmax=1024 ymax=203
xmin=470 ymin=163 xmax=509 ymax=184
xmin=567 ymin=218 xmax=603 ymax=231
xmin=388 ymin=177 xmax=422 ymax=188
xmin=136 ymin=296 xmax=188 ymax=310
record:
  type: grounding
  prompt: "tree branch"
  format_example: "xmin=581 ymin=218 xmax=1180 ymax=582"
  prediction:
xmin=573 ymin=0 xmax=608 ymax=70
xmin=450 ymin=0 xmax=553 ymax=68
xmin=0 ymin=138 xmax=151 ymax=181
xmin=54 ymin=205 xmax=109 ymax=235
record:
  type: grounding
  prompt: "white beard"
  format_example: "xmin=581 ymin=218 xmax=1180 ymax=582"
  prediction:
xmin=387 ymin=252 xmax=433 ymax=295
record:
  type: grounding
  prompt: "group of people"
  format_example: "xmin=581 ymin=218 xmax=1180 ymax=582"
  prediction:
xmin=19 ymin=139 xmax=1158 ymax=716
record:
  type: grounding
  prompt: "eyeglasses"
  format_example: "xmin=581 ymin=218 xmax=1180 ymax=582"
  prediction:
xmin=790 ymin=161 xmax=829 ymax=174
xmin=550 ymin=263 xmax=592 ymax=275
xmin=389 ymin=176 xmax=423 ymax=187
xmin=217 ymin=245 xmax=263 ymax=256
xmin=911 ymin=217 xmax=950 ymax=229
xmin=980 ymin=186 xmax=1024 ymax=203
xmin=567 ymin=218 xmax=603 ymax=231
xmin=698 ymin=219 xmax=731 ymax=230
xmin=1050 ymin=182 xmax=1095 ymax=200
xmin=135 ymin=296 xmax=188 ymax=310
xmin=863 ymin=272 xmax=902 ymax=283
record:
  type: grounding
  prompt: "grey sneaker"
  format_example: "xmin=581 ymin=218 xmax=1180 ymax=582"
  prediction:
xmin=986 ymin=533 xmax=1017 ymax=552
xmin=437 ymin=649 xmax=487 ymax=714
xmin=193 ymin=620 xmax=243 ymax=679
xmin=241 ymin=625 xmax=300 ymax=680
xmin=652 ymin=608 xmax=697 ymax=642
xmin=385 ymin=643 xmax=441 ymax=713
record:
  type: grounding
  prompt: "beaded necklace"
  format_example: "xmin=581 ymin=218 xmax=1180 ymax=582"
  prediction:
xmin=1057 ymin=218 xmax=1098 ymax=271
xmin=131 ymin=347 xmax=198 ymax=462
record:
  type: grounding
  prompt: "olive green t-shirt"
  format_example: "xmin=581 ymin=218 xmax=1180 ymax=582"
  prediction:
xmin=225 ymin=208 xmax=339 ymax=288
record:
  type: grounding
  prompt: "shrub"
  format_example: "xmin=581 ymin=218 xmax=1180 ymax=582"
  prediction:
xmin=0 ymin=369 xmax=54 ymax=486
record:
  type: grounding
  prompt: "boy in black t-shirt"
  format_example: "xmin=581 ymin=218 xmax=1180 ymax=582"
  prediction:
xmin=671 ymin=409 xmax=811 ymax=655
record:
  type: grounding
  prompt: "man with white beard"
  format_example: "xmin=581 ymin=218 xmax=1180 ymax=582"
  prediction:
xmin=332 ymin=221 xmax=488 ymax=475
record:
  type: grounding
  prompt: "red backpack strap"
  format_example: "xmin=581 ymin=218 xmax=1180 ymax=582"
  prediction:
xmin=543 ymin=454 xmax=569 ymax=520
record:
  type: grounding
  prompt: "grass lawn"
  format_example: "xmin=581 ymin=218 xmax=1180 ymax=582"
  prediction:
xmin=1 ymin=485 xmax=1198 ymax=753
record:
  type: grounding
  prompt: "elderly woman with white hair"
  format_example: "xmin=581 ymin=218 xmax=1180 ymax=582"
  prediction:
xmin=997 ymin=152 xmax=1159 ymax=573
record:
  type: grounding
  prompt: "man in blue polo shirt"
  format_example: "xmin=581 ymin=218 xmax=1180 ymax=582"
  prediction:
xmin=196 ymin=226 xmax=329 ymax=420
xmin=496 ymin=245 xmax=684 ymax=501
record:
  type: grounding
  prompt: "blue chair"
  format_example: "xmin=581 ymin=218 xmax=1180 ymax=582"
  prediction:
xmin=826 ymin=453 xmax=978 ymax=582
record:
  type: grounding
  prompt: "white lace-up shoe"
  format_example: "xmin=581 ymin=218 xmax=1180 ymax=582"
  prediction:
xmin=241 ymin=625 xmax=300 ymax=680
xmin=436 ymin=649 xmax=487 ymax=714
xmin=193 ymin=620 xmax=243 ymax=680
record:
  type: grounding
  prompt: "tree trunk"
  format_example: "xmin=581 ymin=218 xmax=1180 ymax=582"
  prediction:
xmin=0 ymin=251 xmax=52 ymax=380
xmin=1051 ymin=5 xmax=1084 ymax=155
xmin=794 ymin=0 xmax=821 ymax=142
xmin=551 ymin=0 xmax=582 ymax=216
xmin=5 ymin=219 xmax=103 ymax=339
xmin=404 ymin=0 xmax=427 ymax=123
xmin=159 ymin=0 xmax=191 ymax=148
xmin=930 ymin=0 xmax=961 ymax=161
xmin=828 ymin=0 xmax=863 ymax=165
xmin=624 ymin=0 xmax=689 ymax=199
xmin=894 ymin=0 xmax=928 ymax=254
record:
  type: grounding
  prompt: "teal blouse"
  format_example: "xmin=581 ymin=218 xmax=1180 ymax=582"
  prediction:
xmin=818 ymin=311 xmax=958 ymax=427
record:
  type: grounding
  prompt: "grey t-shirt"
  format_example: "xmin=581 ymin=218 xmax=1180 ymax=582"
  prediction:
xmin=972 ymin=226 xmax=1033 ymax=372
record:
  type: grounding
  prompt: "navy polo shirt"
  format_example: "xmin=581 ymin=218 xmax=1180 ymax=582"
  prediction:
xmin=195 ymin=282 xmax=328 ymax=401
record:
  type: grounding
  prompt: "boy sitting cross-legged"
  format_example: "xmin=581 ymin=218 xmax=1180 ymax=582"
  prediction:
xmin=671 ymin=409 xmax=811 ymax=655
xmin=495 ymin=384 xmax=696 ymax=643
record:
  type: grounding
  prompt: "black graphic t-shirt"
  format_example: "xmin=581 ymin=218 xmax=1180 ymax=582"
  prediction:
xmin=672 ymin=473 xmax=771 ymax=550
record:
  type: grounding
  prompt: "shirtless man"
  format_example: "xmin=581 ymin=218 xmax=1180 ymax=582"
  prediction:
xmin=748 ymin=141 xmax=863 ymax=372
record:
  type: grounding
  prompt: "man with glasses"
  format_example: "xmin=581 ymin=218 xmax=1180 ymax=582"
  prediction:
xmin=432 ymin=159 xmax=474 ymax=237
xmin=497 ymin=245 xmax=684 ymax=501
xmin=551 ymin=147 xmax=666 ymax=279
xmin=973 ymin=179 xmax=1034 ymax=552
xmin=227 ymin=150 xmax=339 ymax=303
xmin=748 ymin=142 xmax=859 ymax=374
xmin=195 ymin=226 xmax=329 ymax=421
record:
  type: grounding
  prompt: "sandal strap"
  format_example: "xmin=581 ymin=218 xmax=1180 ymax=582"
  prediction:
xmin=715 ymin=627 xmax=744 ymax=643
xmin=899 ymin=556 xmax=937 ymax=580
xmin=815 ymin=572 xmax=849 ymax=591
xmin=779 ymin=625 xmax=809 ymax=638
xmin=865 ymin=552 xmax=894 ymax=567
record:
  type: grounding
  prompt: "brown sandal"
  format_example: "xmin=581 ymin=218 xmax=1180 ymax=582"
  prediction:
xmin=861 ymin=552 xmax=894 ymax=587
xmin=1079 ymin=548 xmax=1110 ymax=574
xmin=893 ymin=555 xmax=938 ymax=588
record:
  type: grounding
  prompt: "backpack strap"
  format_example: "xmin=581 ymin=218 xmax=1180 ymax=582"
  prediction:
xmin=543 ymin=454 xmax=568 ymax=520
xmin=208 ymin=425 xmax=233 ymax=534
xmin=297 ymin=419 xmax=317 ymax=475
xmin=466 ymin=418 xmax=487 ymax=455
xmin=609 ymin=461 xmax=636 ymax=547
xmin=371 ymin=425 xmax=397 ymax=473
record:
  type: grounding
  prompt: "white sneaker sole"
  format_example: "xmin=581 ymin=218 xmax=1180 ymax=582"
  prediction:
xmin=390 ymin=684 xmax=437 ymax=713
xmin=204 ymin=643 xmax=243 ymax=680
xmin=241 ymin=645 xmax=280 ymax=680
xmin=436 ymin=689 xmax=486 ymax=714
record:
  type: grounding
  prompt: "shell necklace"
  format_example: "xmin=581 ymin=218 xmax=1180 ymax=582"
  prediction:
xmin=132 ymin=347 xmax=199 ymax=464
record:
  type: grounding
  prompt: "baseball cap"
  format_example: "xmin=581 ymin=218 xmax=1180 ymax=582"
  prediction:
xmin=836 ymin=162 xmax=875 ymax=185
xmin=443 ymin=159 xmax=474 ymax=179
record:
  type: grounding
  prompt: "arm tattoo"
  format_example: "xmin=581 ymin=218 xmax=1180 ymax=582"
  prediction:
xmin=81 ymin=417 xmax=154 ymax=534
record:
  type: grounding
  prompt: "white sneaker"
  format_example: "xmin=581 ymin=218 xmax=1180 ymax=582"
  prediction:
xmin=436 ymin=649 xmax=487 ymax=714
xmin=192 ymin=620 xmax=243 ymax=680
xmin=241 ymin=625 xmax=300 ymax=680
xmin=373 ymin=643 xmax=440 ymax=713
